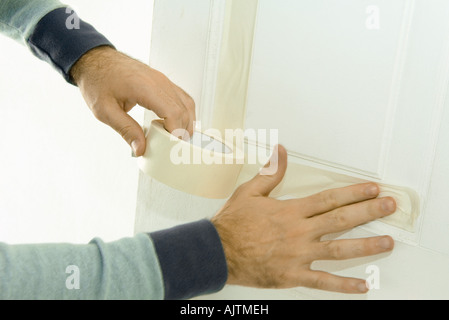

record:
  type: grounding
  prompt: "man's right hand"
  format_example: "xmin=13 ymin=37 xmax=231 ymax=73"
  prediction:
xmin=212 ymin=145 xmax=395 ymax=294
xmin=70 ymin=46 xmax=196 ymax=157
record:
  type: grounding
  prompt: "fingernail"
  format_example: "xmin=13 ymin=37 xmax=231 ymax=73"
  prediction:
xmin=131 ymin=140 xmax=139 ymax=157
xmin=365 ymin=184 xmax=379 ymax=197
xmin=358 ymin=282 xmax=368 ymax=293
xmin=378 ymin=237 xmax=393 ymax=250
xmin=381 ymin=198 xmax=396 ymax=213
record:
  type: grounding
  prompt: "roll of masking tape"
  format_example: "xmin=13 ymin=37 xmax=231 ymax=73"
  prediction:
xmin=138 ymin=120 xmax=245 ymax=199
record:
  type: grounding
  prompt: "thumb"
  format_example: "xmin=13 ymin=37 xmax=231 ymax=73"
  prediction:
xmin=245 ymin=145 xmax=288 ymax=197
xmin=98 ymin=103 xmax=146 ymax=157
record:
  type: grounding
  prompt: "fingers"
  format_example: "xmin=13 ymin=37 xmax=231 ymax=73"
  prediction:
xmin=301 ymin=270 xmax=369 ymax=294
xmin=92 ymin=100 xmax=146 ymax=156
xmin=314 ymin=236 xmax=394 ymax=261
xmin=75 ymin=49 xmax=196 ymax=156
xmin=242 ymin=145 xmax=288 ymax=197
xmin=300 ymin=236 xmax=394 ymax=293
xmin=136 ymin=70 xmax=196 ymax=138
xmin=310 ymin=197 xmax=397 ymax=236
xmin=161 ymin=94 xmax=194 ymax=140
xmin=292 ymin=183 xmax=380 ymax=218
xmin=303 ymin=237 xmax=394 ymax=294
xmin=173 ymin=83 xmax=196 ymax=137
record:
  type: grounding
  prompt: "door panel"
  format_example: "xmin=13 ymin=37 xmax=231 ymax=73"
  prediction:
xmin=245 ymin=0 xmax=449 ymax=245
xmin=245 ymin=0 xmax=408 ymax=176
xmin=136 ymin=0 xmax=449 ymax=299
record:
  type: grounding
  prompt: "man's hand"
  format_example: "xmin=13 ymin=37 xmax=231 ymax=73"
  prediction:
xmin=70 ymin=46 xmax=196 ymax=157
xmin=212 ymin=145 xmax=396 ymax=294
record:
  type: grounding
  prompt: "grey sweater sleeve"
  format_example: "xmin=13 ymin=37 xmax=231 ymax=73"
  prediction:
xmin=0 ymin=221 xmax=228 ymax=300
xmin=0 ymin=234 xmax=165 ymax=300
xmin=0 ymin=1 xmax=229 ymax=300
xmin=0 ymin=0 xmax=65 ymax=43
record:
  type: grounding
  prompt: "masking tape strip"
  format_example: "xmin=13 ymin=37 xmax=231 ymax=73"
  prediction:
xmin=212 ymin=0 xmax=260 ymax=134
xmin=138 ymin=120 xmax=419 ymax=231
xmin=236 ymin=161 xmax=420 ymax=231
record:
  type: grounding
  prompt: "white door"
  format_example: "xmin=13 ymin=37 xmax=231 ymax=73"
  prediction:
xmin=135 ymin=0 xmax=449 ymax=299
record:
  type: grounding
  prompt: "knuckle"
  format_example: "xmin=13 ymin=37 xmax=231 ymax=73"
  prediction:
xmin=181 ymin=107 xmax=190 ymax=123
xmin=328 ymin=209 xmax=348 ymax=229
xmin=362 ymin=238 xmax=378 ymax=255
xmin=154 ymin=69 xmax=169 ymax=81
xmin=184 ymin=95 xmax=196 ymax=111
xmin=353 ymin=242 xmax=368 ymax=256
xmin=117 ymin=125 xmax=134 ymax=140
xmin=321 ymin=191 xmax=339 ymax=208
xmin=324 ymin=241 xmax=342 ymax=260
xmin=367 ymin=199 xmax=385 ymax=220
xmin=311 ymin=276 xmax=327 ymax=290
xmin=168 ymin=105 xmax=183 ymax=119
xmin=231 ymin=181 xmax=253 ymax=199
xmin=90 ymin=103 xmax=106 ymax=121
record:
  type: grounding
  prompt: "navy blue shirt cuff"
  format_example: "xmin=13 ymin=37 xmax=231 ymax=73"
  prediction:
xmin=150 ymin=220 xmax=228 ymax=300
xmin=27 ymin=7 xmax=114 ymax=85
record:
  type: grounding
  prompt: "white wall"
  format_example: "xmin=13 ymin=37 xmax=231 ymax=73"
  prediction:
xmin=0 ymin=0 xmax=154 ymax=244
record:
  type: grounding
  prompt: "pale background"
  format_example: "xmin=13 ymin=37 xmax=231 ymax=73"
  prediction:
xmin=0 ymin=0 xmax=154 ymax=244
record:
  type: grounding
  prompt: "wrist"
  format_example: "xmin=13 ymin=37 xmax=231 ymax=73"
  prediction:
xmin=211 ymin=217 xmax=237 ymax=285
xmin=70 ymin=45 xmax=117 ymax=86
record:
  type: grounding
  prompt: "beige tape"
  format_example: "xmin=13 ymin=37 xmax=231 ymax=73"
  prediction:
xmin=138 ymin=120 xmax=419 ymax=231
